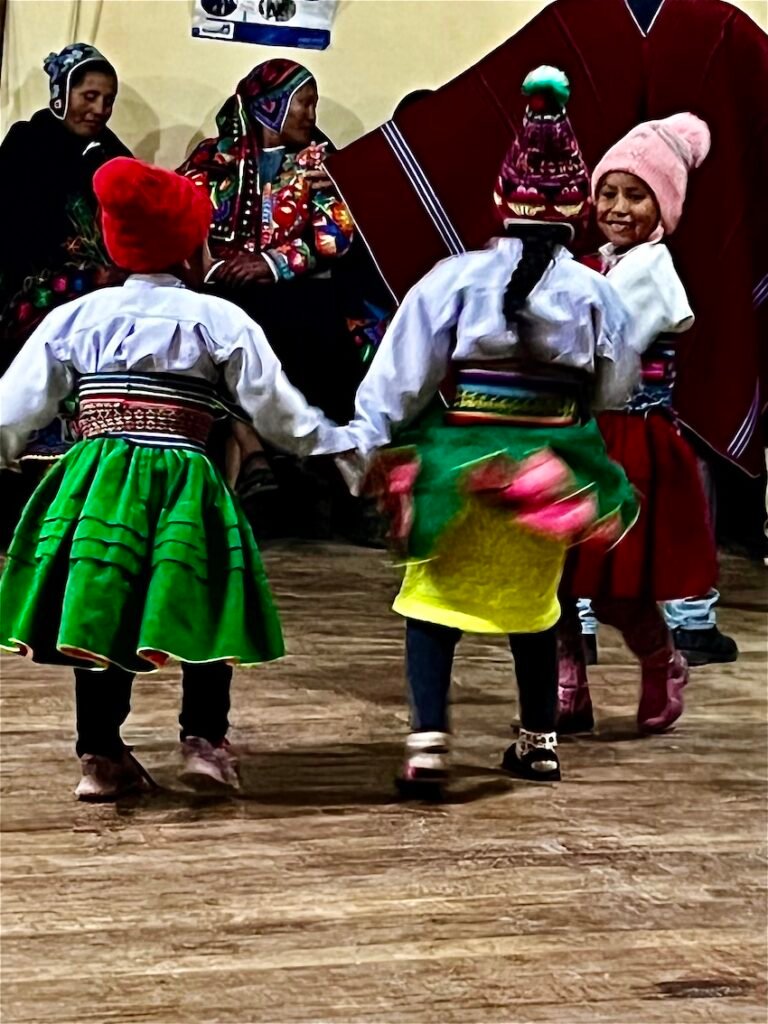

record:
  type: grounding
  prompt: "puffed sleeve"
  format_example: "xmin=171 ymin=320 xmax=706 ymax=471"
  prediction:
xmin=606 ymin=243 xmax=694 ymax=354
xmin=588 ymin=274 xmax=639 ymax=411
xmin=0 ymin=311 xmax=74 ymax=468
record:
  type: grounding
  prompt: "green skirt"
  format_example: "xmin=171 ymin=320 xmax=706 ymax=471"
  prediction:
xmin=0 ymin=438 xmax=284 ymax=673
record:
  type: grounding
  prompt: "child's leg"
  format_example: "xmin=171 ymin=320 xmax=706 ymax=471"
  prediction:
xmin=405 ymin=618 xmax=461 ymax=731
xmin=397 ymin=619 xmax=460 ymax=798
xmin=502 ymin=626 xmax=561 ymax=781
xmin=179 ymin=661 xmax=232 ymax=744
xmin=178 ymin=662 xmax=239 ymax=792
xmin=74 ymin=665 xmax=153 ymax=801
xmin=592 ymin=598 xmax=688 ymax=733
xmin=509 ymin=626 xmax=558 ymax=733
xmin=74 ymin=664 xmax=133 ymax=759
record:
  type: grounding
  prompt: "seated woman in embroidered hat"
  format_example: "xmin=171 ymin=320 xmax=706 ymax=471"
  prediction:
xmin=178 ymin=59 xmax=362 ymax=509
xmin=0 ymin=157 xmax=346 ymax=802
xmin=331 ymin=68 xmax=639 ymax=799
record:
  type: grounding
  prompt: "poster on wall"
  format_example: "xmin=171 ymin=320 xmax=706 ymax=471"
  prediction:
xmin=192 ymin=0 xmax=337 ymax=50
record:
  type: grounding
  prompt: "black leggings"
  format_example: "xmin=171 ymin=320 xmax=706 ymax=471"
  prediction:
xmin=405 ymin=618 xmax=558 ymax=734
xmin=74 ymin=662 xmax=233 ymax=758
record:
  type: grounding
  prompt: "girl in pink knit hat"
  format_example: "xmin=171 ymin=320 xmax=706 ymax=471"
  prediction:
xmin=559 ymin=113 xmax=719 ymax=736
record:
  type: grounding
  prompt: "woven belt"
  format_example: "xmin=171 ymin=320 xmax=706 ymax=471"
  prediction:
xmin=76 ymin=372 xmax=228 ymax=453
xmin=445 ymin=366 xmax=585 ymax=427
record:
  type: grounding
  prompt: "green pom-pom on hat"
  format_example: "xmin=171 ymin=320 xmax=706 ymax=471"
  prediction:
xmin=521 ymin=66 xmax=570 ymax=107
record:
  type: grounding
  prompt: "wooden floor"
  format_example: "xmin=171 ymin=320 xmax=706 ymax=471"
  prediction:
xmin=1 ymin=546 xmax=766 ymax=1024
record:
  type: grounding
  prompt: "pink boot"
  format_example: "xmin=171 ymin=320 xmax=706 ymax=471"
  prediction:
xmin=637 ymin=649 xmax=689 ymax=734
xmin=594 ymin=599 xmax=689 ymax=735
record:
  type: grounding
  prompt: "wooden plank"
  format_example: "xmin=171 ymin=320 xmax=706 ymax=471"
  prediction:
xmin=1 ymin=548 xmax=766 ymax=1023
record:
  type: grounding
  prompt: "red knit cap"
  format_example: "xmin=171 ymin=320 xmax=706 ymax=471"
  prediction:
xmin=93 ymin=158 xmax=212 ymax=273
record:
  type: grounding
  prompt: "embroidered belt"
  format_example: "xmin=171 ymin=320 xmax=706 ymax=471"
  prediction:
xmin=76 ymin=372 xmax=231 ymax=453
xmin=444 ymin=366 xmax=587 ymax=428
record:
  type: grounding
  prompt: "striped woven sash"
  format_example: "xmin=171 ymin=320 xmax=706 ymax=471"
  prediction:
xmin=445 ymin=364 xmax=588 ymax=428
xmin=76 ymin=372 xmax=234 ymax=454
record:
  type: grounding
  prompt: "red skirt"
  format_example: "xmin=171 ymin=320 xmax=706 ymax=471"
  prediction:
xmin=565 ymin=410 xmax=718 ymax=601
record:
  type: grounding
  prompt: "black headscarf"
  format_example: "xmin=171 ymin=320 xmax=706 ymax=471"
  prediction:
xmin=0 ymin=108 xmax=131 ymax=310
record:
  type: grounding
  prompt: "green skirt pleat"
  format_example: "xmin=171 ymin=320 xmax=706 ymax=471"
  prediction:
xmin=0 ymin=438 xmax=284 ymax=673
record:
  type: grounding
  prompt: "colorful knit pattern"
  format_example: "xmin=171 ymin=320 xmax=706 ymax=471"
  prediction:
xmin=240 ymin=60 xmax=313 ymax=134
xmin=494 ymin=66 xmax=590 ymax=231
xmin=446 ymin=368 xmax=581 ymax=427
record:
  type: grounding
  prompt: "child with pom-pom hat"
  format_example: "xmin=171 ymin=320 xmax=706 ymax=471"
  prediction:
xmin=332 ymin=68 xmax=639 ymax=799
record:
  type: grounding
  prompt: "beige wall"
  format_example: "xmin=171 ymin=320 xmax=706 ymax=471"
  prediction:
xmin=2 ymin=0 xmax=766 ymax=169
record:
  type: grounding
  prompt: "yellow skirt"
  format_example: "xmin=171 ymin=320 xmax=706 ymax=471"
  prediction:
xmin=392 ymin=500 xmax=566 ymax=634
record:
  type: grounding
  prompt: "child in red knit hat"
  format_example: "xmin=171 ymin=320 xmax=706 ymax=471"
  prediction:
xmin=559 ymin=113 xmax=719 ymax=735
xmin=0 ymin=157 xmax=344 ymax=801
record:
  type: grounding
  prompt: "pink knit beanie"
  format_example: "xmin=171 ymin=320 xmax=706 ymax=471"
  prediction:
xmin=591 ymin=113 xmax=711 ymax=234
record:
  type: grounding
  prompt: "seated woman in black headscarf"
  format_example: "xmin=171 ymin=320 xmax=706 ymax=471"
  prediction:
xmin=0 ymin=44 xmax=131 ymax=378
xmin=0 ymin=44 xmax=131 ymax=540
xmin=178 ymin=59 xmax=368 ymax=511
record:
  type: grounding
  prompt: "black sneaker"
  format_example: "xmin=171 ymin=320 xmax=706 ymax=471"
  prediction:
xmin=672 ymin=627 xmax=739 ymax=666
xmin=501 ymin=731 xmax=561 ymax=782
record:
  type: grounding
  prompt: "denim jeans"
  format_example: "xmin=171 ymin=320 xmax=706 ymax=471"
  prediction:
xmin=578 ymin=592 xmax=720 ymax=634
xmin=663 ymin=590 xmax=719 ymax=631
xmin=577 ymin=598 xmax=597 ymax=635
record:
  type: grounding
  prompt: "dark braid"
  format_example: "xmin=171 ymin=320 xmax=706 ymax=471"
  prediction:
xmin=503 ymin=224 xmax=573 ymax=330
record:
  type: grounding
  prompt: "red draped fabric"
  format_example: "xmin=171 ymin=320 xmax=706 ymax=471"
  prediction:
xmin=326 ymin=0 xmax=768 ymax=473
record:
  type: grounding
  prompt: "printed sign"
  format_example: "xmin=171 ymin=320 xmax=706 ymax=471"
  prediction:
xmin=193 ymin=0 xmax=337 ymax=51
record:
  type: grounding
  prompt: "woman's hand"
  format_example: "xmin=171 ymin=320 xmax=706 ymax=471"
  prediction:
xmin=214 ymin=254 xmax=277 ymax=288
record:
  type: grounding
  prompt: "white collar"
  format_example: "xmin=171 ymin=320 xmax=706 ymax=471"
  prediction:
xmin=124 ymin=273 xmax=186 ymax=288
xmin=599 ymin=227 xmax=666 ymax=268
xmin=493 ymin=236 xmax=573 ymax=262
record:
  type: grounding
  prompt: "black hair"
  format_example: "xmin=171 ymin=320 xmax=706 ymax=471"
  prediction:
xmin=69 ymin=60 xmax=117 ymax=91
xmin=502 ymin=223 xmax=572 ymax=329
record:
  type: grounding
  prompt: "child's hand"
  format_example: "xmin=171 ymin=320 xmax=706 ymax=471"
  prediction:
xmin=334 ymin=450 xmax=367 ymax=496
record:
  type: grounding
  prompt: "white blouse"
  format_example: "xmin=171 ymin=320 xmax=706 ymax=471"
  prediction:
xmin=600 ymin=239 xmax=694 ymax=355
xmin=0 ymin=274 xmax=342 ymax=467
xmin=335 ymin=237 xmax=637 ymax=457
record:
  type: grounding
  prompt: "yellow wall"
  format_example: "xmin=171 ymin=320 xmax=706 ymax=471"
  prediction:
xmin=2 ymin=0 xmax=766 ymax=169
